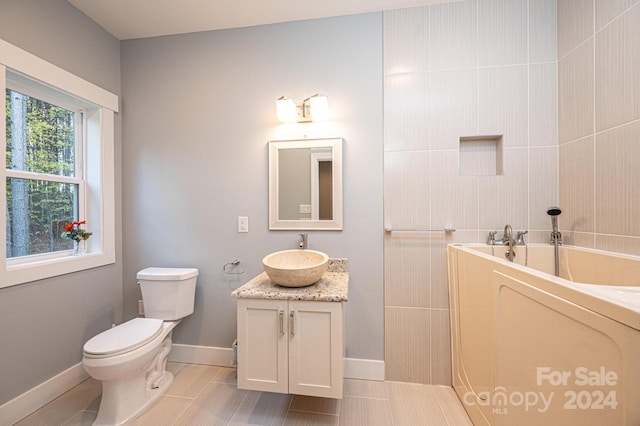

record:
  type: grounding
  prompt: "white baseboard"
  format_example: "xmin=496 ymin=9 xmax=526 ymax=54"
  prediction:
xmin=344 ymin=357 xmax=385 ymax=381
xmin=168 ymin=344 xmax=385 ymax=381
xmin=0 ymin=363 xmax=88 ymax=426
xmin=168 ymin=343 xmax=235 ymax=366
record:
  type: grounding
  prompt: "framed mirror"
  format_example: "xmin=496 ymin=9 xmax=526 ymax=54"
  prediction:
xmin=269 ymin=137 xmax=343 ymax=230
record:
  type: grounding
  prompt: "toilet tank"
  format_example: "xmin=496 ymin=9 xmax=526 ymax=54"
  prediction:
xmin=137 ymin=267 xmax=198 ymax=320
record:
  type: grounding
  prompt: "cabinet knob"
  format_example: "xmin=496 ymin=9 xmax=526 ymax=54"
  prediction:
xmin=289 ymin=311 xmax=295 ymax=336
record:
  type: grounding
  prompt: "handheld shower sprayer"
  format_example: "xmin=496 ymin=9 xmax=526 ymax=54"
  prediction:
xmin=547 ymin=206 xmax=561 ymax=234
xmin=547 ymin=207 xmax=562 ymax=277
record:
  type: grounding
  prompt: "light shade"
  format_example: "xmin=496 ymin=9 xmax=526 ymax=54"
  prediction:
xmin=309 ymin=94 xmax=329 ymax=121
xmin=276 ymin=96 xmax=297 ymax=123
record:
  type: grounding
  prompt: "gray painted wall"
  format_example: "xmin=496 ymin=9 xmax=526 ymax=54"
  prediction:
xmin=0 ymin=0 xmax=122 ymax=405
xmin=120 ymin=14 xmax=384 ymax=361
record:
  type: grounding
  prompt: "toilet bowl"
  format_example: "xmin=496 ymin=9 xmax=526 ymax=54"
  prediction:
xmin=82 ymin=267 xmax=198 ymax=426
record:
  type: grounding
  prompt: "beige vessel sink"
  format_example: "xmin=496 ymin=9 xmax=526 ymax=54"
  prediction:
xmin=262 ymin=249 xmax=329 ymax=287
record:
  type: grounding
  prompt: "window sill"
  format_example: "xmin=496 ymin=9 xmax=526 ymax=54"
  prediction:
xmin=3 ymin=250 xmax=115 ymax=288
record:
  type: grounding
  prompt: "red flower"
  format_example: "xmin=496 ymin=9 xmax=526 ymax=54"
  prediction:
xmin=64 ymin=223 xmax=74 ymax=231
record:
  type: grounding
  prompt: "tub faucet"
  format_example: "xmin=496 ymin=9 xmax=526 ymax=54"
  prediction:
xmin=502 ymin=224 xmax=516 ymax=262
xmin=298 ymin=233 xmax=308 ymax=250
xmin=516 ymin=230 xmax=528 ymax=245
xmin=487 ymin=231 xmax=498 ymax=245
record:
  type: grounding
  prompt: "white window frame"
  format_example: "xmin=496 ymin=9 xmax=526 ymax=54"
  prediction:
xmin=0 ymin=39 xmax=118 ymax=288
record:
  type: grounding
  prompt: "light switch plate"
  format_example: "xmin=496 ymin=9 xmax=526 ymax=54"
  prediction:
xmin=238 ymin=216 xmax=249 ymax=233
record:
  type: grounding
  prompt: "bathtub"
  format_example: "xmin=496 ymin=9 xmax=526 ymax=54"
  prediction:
xmin=447 ymin=244 xmax=640 ymax=426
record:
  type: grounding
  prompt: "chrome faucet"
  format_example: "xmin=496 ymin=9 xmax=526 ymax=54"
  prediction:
xmin=516 ymin=230 xmax=528 ymax=245
xmin=487 ymin=231 xmax=498 ymax=245
xmin=503 ymin=224 xmax=516 ymax=261
xmin=298 ymin=233 xmax=308 ymax=250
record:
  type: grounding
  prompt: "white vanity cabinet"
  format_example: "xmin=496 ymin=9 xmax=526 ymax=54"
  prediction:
xmin=236 ymin=297 xmax=344 ymax=399
xmin=232 ymin=264 xmax=348 ymax=399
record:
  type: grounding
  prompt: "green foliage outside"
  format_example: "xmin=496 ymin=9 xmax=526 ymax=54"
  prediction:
xmin=5 ymin=90 xmax=78 ymax=257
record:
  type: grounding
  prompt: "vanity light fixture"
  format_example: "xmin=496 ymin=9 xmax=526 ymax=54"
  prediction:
xmin=275 ymin=94 xmax=329 ymax=123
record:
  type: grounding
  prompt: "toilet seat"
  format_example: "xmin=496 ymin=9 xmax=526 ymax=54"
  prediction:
xmin=84 ymin=318 xmax=164 ymax=358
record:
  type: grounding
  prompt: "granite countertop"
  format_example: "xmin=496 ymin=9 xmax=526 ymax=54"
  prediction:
xmin=231 ymin=258 xmax=349 ymax=302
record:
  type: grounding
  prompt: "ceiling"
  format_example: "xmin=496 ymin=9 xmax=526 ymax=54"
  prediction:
xmin=68 ymin=0 xmax=450 ymax=40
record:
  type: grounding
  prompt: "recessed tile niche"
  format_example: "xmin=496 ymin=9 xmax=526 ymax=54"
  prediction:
xmin=458 ymin=135 xmax=503 ymax=176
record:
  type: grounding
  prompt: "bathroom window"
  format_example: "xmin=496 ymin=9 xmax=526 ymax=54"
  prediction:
xmin=1 ymin=40 xmax=118 ymax=288
xmin=5 ymin=88 xmax=81 ymax=258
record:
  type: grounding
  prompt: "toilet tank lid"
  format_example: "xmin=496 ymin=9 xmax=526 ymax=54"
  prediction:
xmin=137 ymin=267 xmax=198 ymax=280
xmin=83 ymin=318 xmax=163 ymax=356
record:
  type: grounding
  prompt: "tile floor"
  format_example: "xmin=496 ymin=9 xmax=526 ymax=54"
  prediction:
xmin=15 ymin=363 xmax=472 ymax=425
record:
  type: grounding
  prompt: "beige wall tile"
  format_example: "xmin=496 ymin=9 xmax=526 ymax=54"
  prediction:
xmin=478 ymin=0 xmax=528 ymax=66
xmin=596 ymin=234 xmax=640 ymax=256
xmin=384 ymin=73 xmax=430 ymax=152
xmin=429 ymin=0 xmax=477 ymax=70
xmin=529 ymin=147 xmax=559 ymax=230
xmin=430 ymin=310 xmax=452 ymax=386
xmin=563 ymin=230 xmax=596 ymax=247
xmin=384 ymin=307 xmax=430 ymax=383
xmin=595 ymin=121 xmax=640 ymax=236
xmin=558 ymin=0 xmax=594 ymax=59
xmin=479 ymin=65 xmax=529 ymax=147
xmin=432 ymin=230 xmax=480 ymax=309
xmin=430 ymin=250 xmax=450 ymax=310
xmin=382 ymin=0 xmax=559 ymax=386
xmin=530 ymin=62 xmax=558 ymax=147
xmin=478 ymin=147 xmax=529 ymax=230
xmin=384 ymin=150 xmax=431 ymax=230
xmin=383 ymin=6 xmax=429 ymax=76
xmin=595 ymin=4 xmax=640 ymax=132
xmin=430 ymin=150 xmax=478 ymax=230
xmin=595 ymin=0 xmax=640 ymax=31
xmin=530 ymin=0 xmax=558 ymax=63
xmin=526 ymin=230 xmax=555 ymax=244
xmin=430 ymin=69 xmax=479 ymax=150
xmin=558 ymin=40 xmax=594 ymax=143
xmin=559 ymin=137 xmax=595 ymax=233
xmin=384 ymin=233 xmax=431 ymax=308
xmin=459 ymin=137 xmax=501 ymax=176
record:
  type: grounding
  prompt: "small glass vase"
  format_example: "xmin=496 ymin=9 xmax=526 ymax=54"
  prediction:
xmin=72 ymin=239 xmax=86 ymax=256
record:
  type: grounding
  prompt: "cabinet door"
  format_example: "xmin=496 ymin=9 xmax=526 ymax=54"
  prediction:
xmin=288 ymin=301 xmax=344 ymax=398
xmin=237 ymin=298 xmax=288 ymax=394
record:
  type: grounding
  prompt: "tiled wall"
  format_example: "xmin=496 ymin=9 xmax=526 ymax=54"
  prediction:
xmin=383 ymin=0 xmax=557 ymax=384
xmin=558 ymin=0 xmax=640 ymax=255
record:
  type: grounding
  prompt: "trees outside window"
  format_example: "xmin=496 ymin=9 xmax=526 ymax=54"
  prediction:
xmin=5 ymin=89 xmax=81 ymax=258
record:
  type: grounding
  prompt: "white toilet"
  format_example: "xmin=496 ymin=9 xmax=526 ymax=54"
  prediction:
xmin=82 ymin=267 xmax=198 ymax=426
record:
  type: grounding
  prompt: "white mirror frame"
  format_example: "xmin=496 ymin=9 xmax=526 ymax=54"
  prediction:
xmin=269 ymin=137 xmax=343 ymax=230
